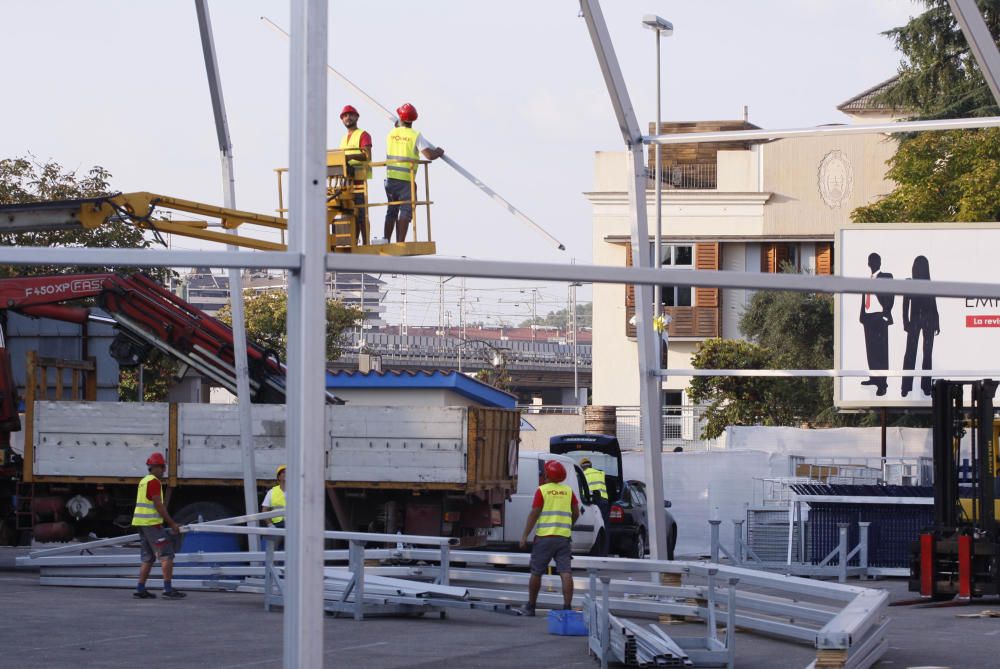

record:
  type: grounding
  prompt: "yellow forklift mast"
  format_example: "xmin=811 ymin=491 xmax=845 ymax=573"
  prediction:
xmin=0 ymin=149 xmax=435 ymax=257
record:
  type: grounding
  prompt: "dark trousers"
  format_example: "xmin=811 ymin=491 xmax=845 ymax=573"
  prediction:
xmin=902 ymin=326 xmax=935 ymax=395
xmin=861 ymin=313 xmax=889 ymax=391
xmin=595 ymin=499 xmax=610 ymax=555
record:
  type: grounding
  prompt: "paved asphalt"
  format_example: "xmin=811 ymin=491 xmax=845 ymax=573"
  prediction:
xmin=1 ymin=547 xmax=998 ymax=668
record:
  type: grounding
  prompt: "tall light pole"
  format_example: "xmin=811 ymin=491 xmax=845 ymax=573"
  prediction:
xmin=643 ymin=15 xmax=673 ymax=329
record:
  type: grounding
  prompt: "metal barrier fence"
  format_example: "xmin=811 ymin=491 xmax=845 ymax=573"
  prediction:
xmin=616 ymin=404 xmax=722 ymax=451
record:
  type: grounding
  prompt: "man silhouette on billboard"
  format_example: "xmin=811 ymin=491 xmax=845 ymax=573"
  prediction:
xmin=859 ymin=252 xmax=894 ymax=396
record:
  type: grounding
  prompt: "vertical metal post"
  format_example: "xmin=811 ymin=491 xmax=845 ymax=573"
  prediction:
xmin=709 ymin=519 xmax=721 ymax=563
xmin=285 ymin=0 xmax=328 ymax=664
xmin=725 ymin=577 xmax=738 ymax=669
xmin=706 ymin=568 xmax=718 ymax=642
xmin=264 ymin=536 xmax=275 ymax=612
xmin=858 ymin=521 xmax=870 ymax=574
xmin=837 ymin=523 xmax=849 ymax=583
xmin=350 ymin=539 xmax=365 ymax=621
xmin=580 ymin=0 xmax=667 ymax=560
xmin=439 ymin=544 xmax=451 ymax=586
xmin=194 ymin=0 xmax=259 ymax=553
xmin=653 ymin=29 xmax=662 ymax=316
xmin=732 ymin=519 xmax=744 ymax=565
xmin=600 ymin=576 xmax=611 ymax=669
xmin=571 ymin=279 xmax=580 ymax=403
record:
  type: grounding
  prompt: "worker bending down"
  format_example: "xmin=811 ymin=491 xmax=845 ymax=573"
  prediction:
xmin=132 ymin=452 xmax=186 ymax=599
xmin=383 ymin=103 xmax=444 ymax=243
xmin=519 ymin=460 xmax=579 ymax=616
xmin=581 ymin=457 xmax=609 ymax=556
xmin=262 ymin=465 xmax=287 ymax=528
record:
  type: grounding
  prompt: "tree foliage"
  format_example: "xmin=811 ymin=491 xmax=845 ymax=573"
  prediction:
xmin=518 ymin=302 xmax=591 ymax=329
xmin=854 ymin=1 xmax=1000 ymax=223
xmin=216 ymin=289 xmax=363 ymax=362
xmin=688 ymin=286 xmax=837 ymax=439
xmin=0 ymin=156 xmax=168 ymax=280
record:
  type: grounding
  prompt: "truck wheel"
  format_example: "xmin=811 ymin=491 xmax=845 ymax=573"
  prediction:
xmin=173 ymin=501 xmax=232 ymax=526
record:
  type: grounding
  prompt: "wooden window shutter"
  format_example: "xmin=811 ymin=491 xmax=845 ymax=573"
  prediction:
xmin=694 ymin=242 xmax=719 ymax=307
xmin=815 ymin=242 xmax=833 ymax=275
xmin=760 ymin=243 xmax=790 ymax=273
xmin=625 ymin=244 xmax=636 ymax=337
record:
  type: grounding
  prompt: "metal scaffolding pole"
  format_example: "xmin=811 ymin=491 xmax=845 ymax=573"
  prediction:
xmin=948 ymin=0 xmax=1000 ymax=108
xmin=284 ymin=0 xmax=328 ymax=665
xmin=194 ymin=0 xmax=259 ymax=554
xmin=579 ymin=0 xmax=667 ymax=561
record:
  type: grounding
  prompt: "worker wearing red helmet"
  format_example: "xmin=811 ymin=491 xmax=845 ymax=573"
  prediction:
xmin=382 ymin=103 xmax=445 ymax=243
xmin=518 ymin=460 xmax=579 ymax=616
xmin=132 ymin=452 xmax=186 ymax=600
xmin=338 ymin=105 xmax=372 ymax=245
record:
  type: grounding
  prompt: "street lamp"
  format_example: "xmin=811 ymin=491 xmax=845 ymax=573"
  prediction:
xmin=642 ymin=15 xmax=673 ymax=329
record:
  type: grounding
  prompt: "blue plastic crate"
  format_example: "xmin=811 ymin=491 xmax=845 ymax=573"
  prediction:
xmin=547 ymin=609 xmax=588 ymax=636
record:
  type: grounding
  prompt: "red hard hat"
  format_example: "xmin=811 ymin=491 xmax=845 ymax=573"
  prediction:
xmin=146 ymin=452 xmax=166 ymax=467
xmin=544 ymin=460 xmax=567 ymax=483
xmin=396 ymin=103 xmax=418 ymax=122
xmin=340 ymin=104 xmax=359 ymax=118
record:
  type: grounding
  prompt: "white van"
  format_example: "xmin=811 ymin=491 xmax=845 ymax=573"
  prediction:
xmin=487 ymin=452 xmax=605 ymax=554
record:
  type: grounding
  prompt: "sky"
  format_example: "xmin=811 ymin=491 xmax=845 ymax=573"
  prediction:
xmin=0 ymin=0 xmax=921 ymax=328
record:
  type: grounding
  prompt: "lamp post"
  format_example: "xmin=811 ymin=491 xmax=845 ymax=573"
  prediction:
xmin=642 ymin=15 xmax=673 ymax=329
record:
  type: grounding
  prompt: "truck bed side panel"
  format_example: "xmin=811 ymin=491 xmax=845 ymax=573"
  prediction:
xmin=177 ymin=403 xmax=287 ymax=479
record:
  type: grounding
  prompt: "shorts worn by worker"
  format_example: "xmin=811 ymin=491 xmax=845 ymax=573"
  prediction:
xmin=529 ymin=535 xmax=572 ymax=575
xmin=138 ymin=525 xmax=177 ymax=563
xmin=384 ymin=178 xmax=416 ymax=225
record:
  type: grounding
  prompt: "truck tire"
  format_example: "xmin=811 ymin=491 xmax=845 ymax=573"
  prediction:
xmin=173 ymin=501 xmax=232 ymax=526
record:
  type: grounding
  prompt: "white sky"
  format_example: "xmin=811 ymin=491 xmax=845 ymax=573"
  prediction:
xmin=0 ymin=1 xmax=919 ymax=328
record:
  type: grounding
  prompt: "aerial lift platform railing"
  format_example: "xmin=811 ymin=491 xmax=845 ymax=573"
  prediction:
xmin=274 ymin=148 xmax=434 ymax=256
xmin=0 ymin=150 xmax=436 ymax=257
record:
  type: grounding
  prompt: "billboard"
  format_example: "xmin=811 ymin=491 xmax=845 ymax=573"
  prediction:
xmin=835 ymin=223 xmax=1000 ymax=408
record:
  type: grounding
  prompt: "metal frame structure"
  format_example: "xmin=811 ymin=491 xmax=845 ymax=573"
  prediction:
xmin=6 ymin=0 xmax=1000 ymax=665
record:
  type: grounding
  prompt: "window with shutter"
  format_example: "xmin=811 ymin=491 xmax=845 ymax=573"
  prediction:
xmin=694 ymin=242 xmax=719 ymax=307
xmin=815 ymin=242 xmax=833 ymax=275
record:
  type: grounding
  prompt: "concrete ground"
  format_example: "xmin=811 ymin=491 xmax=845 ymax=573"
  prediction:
xmin=1 ymin=547 xmax=998 ymax=669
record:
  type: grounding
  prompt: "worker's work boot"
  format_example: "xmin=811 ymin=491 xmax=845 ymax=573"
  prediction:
xmin=133 ymin=590 xmax=156 ymax=599
xmin=516 ymin=605 xmax=535 ymax=617
xmin=162 ymin=589 xmax=187 ymax=599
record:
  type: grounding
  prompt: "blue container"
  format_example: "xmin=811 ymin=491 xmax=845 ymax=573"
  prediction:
xmin=180 ymin=531 xmax=241 ymax=554
xmin=547 ymin=610 xmax=588 ymax=636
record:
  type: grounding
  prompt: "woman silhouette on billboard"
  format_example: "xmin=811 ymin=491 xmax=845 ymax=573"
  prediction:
xmin=901 ymin=255 xmax=939 ymax=397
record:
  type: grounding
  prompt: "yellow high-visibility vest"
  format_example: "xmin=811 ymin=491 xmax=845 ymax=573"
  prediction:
xmin=385 ymin=126 xmax=420 ymax=182
xmin=584 ymin=467 xmax=608 ymax=500
xmin=267 ymin=485 xmax=286 ymax=525
xmin=132 ymin=474 xmax=163 ymax=527
xmin=339 ymin=129 xmax=372 ymax=180
xmin=536 ymin=482 xmax=574 ymax=538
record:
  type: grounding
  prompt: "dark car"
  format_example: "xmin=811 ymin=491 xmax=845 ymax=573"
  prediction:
xmin=549 ymin=434 xmax=677 ymax=559
xmin=611 ymin=480 xmax=677 ymax=559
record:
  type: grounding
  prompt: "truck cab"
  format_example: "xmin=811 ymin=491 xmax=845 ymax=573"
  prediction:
xmin=489 ymin=451 xmax=605 ymax=554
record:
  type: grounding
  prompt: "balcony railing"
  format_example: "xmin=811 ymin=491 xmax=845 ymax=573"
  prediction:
xmin=647 ymin=163 xmax=716 ymax=190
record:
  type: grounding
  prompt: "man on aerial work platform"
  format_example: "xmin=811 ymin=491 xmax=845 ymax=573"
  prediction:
xmin=383 ymin=103 xmax=444 ymax=244
xmin=338 ymin=105 xmax=373 ymax=246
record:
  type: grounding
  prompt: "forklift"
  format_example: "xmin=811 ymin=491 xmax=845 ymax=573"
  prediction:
xmin=909 ymin=379 xmax=1000 ymax=599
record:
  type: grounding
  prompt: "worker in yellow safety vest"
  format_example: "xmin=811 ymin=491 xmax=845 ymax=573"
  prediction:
xmin=383 ymin=103 xmax=444 ymax=244
xmin=518 ymin=460 xmax=579 ymax=616
xmin=132 ymin=452 xmax=186 ymax=600
xmin=338 ymin=104 xmax=372 ymax=246
xmin=581 ymin=457 xmax=610 ymax=555
xmin=262 ymin=465 xmax=286 ymax=528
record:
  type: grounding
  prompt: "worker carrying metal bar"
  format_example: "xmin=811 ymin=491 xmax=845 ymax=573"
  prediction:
xmin=383 ymin=103 xmax=444 ymax=243
xmin=132 ymin=452 xmax=186 ymax=600
xmin=518 ymin=460 xmax=579 ymax=617
xmin=338 ymin=104 xmax=372 ymax=246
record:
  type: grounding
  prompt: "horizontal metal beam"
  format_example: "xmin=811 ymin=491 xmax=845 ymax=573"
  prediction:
xmin=645 ymin=115 xmax=1000 ymax=145
xmin=328 ymin=253 xmax=1000 ymax=299
xmin=0 ymin=247 xmax=299 ymax=270
xmin=657 ymin=368 xmax=1000 ymax=377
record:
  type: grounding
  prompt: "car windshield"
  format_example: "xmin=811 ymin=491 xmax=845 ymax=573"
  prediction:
xmin=567 ymin=451 xmax=619 ymax=477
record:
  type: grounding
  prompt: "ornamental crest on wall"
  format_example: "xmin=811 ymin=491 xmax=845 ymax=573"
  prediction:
xmin=818 ymin=150 xmax=854 ymax=208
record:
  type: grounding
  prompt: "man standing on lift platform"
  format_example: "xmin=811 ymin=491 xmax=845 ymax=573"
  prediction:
xmin=338 ymin=104 xmax=372 ymax=246
xmin=383 ymin=103 xmax=444 ymax=244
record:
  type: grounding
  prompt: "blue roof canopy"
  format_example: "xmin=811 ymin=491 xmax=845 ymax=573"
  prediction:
xmin=325 ymin=370 xmax=516 ymax=408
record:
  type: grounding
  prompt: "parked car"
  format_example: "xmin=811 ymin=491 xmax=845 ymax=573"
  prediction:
xmin=488 ymin=451 xmax=606 ymax=554
xmin=549 ymin=434 xmax=677 ymax=559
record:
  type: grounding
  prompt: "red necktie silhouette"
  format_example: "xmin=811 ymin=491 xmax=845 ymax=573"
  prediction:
xmin=864 ymin=293 xmax=870 ymax=310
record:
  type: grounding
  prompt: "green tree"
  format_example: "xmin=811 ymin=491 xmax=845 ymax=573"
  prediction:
xmin=517 ymin=302 xmax=592 ymax=329
xmin=854 ymin=1 xmax=1000 ymax=223
xmin=216 ymin=289 xmax=363 ymax=362
xmin=0 ymin=156 xmax=168 ymax=278
xmin=688 ymin=288 xmax=836 ymax=439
